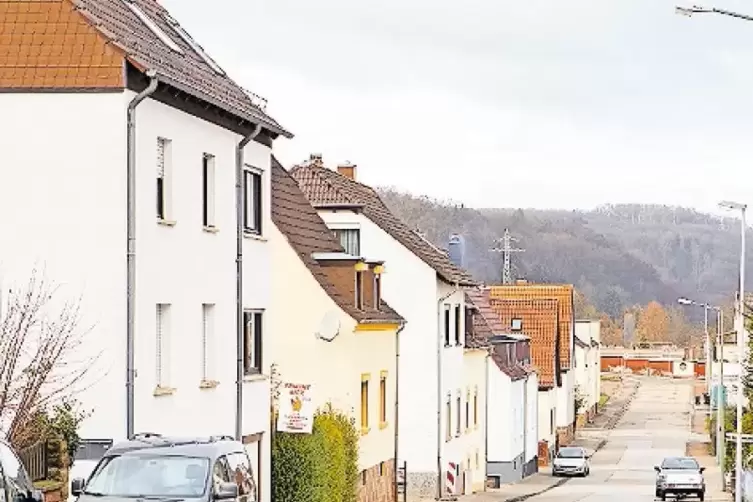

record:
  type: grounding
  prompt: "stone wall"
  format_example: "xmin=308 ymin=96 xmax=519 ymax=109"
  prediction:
xmin=359 ymin=458 xmax=395 ymax=502
xmin=405 ymin=471 xmax=438 ymax=499
xmin=556 ymin=423 xmax=575 ymax=446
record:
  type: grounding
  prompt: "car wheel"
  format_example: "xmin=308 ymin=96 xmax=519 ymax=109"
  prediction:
xmin=660 ymin=491 xmax=666 ymax=501
xmin=698 ymin=490 xmax=704 ymax=501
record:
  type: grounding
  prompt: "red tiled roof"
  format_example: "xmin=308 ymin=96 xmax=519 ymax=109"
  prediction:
xmin=290 ymin=161 xmax=476 ymax=287
xmin=271 ymin=157 xmax=402 ymax=324
xmin=488 ymin=284 xmax=574 ymax=371
xmin=487 ymin=298 xmax=559 ymax=388
xmin=0 ymin=0 xmax=290 ymax=138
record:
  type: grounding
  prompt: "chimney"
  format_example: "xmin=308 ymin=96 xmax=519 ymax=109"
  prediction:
xmin=309 ymin=153 xmax=324 ymax=167
xmin=515 ymin=279 xmax=528 ymax=285
xmin=448 ymin=234 xmax=466 ymax=268
xmin=337 ymin=161 xmax=356 ymax=180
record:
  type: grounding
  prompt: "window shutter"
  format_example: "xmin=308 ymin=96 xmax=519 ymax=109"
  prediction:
xmin=157 ymin=139 xmax=166 ymax=178
xmin=156 ymin=305 xmax=163 ymax=385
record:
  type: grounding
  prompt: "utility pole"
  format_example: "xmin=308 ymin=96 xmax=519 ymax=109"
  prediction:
xmin=490 ymin=229 xmax=525 ymax=284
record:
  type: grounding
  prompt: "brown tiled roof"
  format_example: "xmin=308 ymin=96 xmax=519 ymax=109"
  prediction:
xmin=271 ymin=157 xmax=402 ymax=324
xmin=487 ymin=298 xmax=558 ymax=388
xmin=0 ymin=0 xmax=289 ymax=138
xmin=488 ymin=284 xmax=574 ymax=370
xmin=290 ymin=161 xmax=476 ymax=286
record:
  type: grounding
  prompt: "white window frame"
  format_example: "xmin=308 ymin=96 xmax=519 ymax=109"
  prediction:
xmin=243 ymin=166 xmax=263 ymax=236
xmin=156 ymin=304 xmax=171 ymax=388
xmin=157 ymin=137 xmax=174 ymax=223
xmin=332 ymin=228 xmax=361 ymax=256
xmin=243 ymin=309 xmax=264 ymax=375
xmin=202 ymin=154 xmax=216 ymax=228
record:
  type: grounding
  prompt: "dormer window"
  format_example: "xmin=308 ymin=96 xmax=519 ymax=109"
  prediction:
xmin=374 ymin=274 xmax=381 ymax=308
xmin=355 ymin=262 xmax=367 ymax=309
xmin=511 ymin=318 xmax=522 ymax=331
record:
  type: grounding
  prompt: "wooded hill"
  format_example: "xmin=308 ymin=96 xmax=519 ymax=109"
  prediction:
xmin=377 ymin=190 xmax=746 ymax=319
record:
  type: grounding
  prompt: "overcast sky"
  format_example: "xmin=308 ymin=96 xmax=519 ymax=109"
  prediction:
xmin=162 ymin=0 xmax=753 ymax=213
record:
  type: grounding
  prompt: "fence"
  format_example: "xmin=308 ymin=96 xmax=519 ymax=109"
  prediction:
xmin=19 ymin=441 xmax=48 ymax=482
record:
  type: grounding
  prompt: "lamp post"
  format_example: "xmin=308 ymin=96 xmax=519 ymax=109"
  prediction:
xmin=676 ymin=4 xmax=753 ymax=22
xmin=678 ymin=297 xmax=725 ymax=477
xmin=720 ymin=200 xmax=747 ymax=502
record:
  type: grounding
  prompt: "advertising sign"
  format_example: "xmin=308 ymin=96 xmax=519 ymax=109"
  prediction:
xmin=277 ymin=382 xmax=314 ymax=434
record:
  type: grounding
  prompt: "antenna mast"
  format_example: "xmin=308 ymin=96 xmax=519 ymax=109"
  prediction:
xmin=490 ymin=228 xmax=525 ymax=284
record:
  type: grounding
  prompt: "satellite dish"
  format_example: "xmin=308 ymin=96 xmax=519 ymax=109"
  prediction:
xmin=315 ymin=311 xmax=341 ymax=342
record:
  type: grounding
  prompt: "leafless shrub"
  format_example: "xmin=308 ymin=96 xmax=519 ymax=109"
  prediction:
xmin=0 ymin=268 xmax=97 ymax=448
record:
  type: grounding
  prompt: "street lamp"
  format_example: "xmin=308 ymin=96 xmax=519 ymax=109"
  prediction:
xmin=678 ymin=297 xmax=726 ymax=478
xmin=720 ymin=200 xmax=747 ymax=502
xmin=675 ymin=4 xmax=753 ymax=22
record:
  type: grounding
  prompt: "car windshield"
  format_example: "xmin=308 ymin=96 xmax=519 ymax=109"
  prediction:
xmin=661 ymin=458 xmax=699 ymax=470
xmin=84 ymin=454 xmax=210 ymax=498
xmin=557 ymin=448 xmax=584 ymax=459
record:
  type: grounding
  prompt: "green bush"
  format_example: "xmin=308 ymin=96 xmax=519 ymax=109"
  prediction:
xmin=272 ymin=404 xmax=359 ymax=502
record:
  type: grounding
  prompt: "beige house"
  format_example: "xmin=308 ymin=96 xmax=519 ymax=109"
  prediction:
xmin=268 ymin=158 xmax=404 ymax=502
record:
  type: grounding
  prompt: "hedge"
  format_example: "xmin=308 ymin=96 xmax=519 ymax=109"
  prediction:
xmin=272 ymin=404 xmax=359 ymax=502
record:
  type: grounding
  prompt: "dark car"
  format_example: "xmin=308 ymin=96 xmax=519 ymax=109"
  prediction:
xmin=0 ymin=439 xmax=44 ymax=502
xmin=70 ymin=433 xmax=258 ymax=502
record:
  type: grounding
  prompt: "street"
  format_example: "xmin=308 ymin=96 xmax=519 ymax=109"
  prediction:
xmin=474 ymin=376 xmax=728 ymax=502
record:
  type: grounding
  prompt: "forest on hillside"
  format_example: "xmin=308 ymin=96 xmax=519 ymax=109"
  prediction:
xmin=377 ymin=189 xmax=745 ymax=344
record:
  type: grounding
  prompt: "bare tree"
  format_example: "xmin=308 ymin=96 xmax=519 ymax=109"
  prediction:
xmin=0 ymin=269 xmax=96 ymax=448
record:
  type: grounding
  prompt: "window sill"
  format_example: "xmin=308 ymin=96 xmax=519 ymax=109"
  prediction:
xmin=379 ymin=421 xmax=389 ymax=430
xmin=203 ymin=226 xmax=219 ymax=234
xmin=153 ymin=385 xmax=176 ymax=397
xmin=360 ymin=426 xmax=371 ymax=436
xmin=243 ymin=231 xmax=266 ymax=242
xmin=444 ymin=343 xmax=452 ymax=348
xmin=199 ymin=379 xmax=220 ymax=389
xmin=243 ymin=372 xmax=267 ymax=383
xmin=157 ymin=219 xmax=177 ymax=227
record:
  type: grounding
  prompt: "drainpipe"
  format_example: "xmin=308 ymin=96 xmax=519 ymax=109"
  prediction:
xmin=235 ymin=124 xmax=262 ymax=441
xmin=126 ymin=69 xmax=158 ymax=440
xmin=393 ymin=321 xmax=407 ymax=502
xmin=436 ymin=283 xmax=460 ymax=500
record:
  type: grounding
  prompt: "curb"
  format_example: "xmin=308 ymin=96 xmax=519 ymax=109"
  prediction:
xmin=503 ymin=378 xmax=641 ymax=502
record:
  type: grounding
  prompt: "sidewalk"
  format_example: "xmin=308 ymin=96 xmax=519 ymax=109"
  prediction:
xmin=688 ymin=400 xmax=730 ymax=500
xmin=466 ymin=375 xmax=642 ymax=502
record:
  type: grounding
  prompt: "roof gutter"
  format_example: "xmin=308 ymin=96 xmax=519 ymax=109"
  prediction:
xmin=436 ymin=282 xmax=459 ymax=500
xmin=126 ymin=69 xmax=159 ymax=440
xmin=235 ymin=123 xmax=262 ymax=441
xmin=393 ymin=321 xmax=407 ymax=502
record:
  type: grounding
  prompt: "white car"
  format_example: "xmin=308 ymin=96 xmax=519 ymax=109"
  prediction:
xmin=654 ymin=456 xmax=706 ymax=501
xmin=552 ymin=446 xmax=591 ymax=477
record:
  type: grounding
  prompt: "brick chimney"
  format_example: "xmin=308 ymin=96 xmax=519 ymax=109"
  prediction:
xmin=309 ymin=153 xmax=324 ymax=167
xmin=337 ymin=161 xmax=356 ymax=180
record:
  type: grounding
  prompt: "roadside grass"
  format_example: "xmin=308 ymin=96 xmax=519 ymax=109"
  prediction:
xmin=599 ymin=393 xmax=610 ymax=407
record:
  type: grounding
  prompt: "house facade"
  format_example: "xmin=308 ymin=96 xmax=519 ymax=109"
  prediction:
xmin=269 ymin=158 xmax=404 ymax=502
xmin=290 ymin=156 xmax=481 ymax=499
xmin=465 ymin=289 xmax=538 ymax=486
xmin=0 ymin=1 xmax=291 ymax=500
xmin=489 ymin=284 xmax=576 ymax=451
xmin=487 ymin=295 xmax=559 ymax=465
xmin=574 ymin=320 xmax=601 ymax=426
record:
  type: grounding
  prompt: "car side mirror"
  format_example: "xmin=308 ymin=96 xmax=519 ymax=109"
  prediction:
xmin=214 ymin=482 xmax=238 ymax=500
xmin=700 ymin=467 xmax=706 ymax=473
xmin=71 ymin=478 xmax=86 ymax=497
xmin=654 ymin=466 xmax=661 ymax=473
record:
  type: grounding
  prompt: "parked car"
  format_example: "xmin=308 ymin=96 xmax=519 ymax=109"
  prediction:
xmin=654 ymin=456 xmax=706 ymax=501
xmin=552 ymin=446 xmax=591 ymax=477
xmin=70 ymin=433 xmax=258 ymax=502
xmin=0 ymin=439 xmax=44 ymax=502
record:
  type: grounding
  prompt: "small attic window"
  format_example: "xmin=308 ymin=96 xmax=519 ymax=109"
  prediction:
xmin=123 ymin=0 xmax=184 ymax=54
xmin=511 ymin=318 xmax=522 ymax=331
xmin=163 ymin=12 xmax=226 ymax=75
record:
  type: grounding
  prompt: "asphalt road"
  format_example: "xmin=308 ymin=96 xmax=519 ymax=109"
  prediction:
xmin=528 ymin=377 xmax=708 ymax=502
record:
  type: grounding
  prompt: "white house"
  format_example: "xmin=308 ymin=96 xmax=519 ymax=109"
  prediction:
xmin=291 ymin=157 xmax=480 ymax=499
xmin=268 ymin=159 xmax=404 ymax=502
xmin=0 ymin=1 xmax=291 ymax=500
xmin=465 ymin=289 xmax=538 ymax=487
xmin=574 ymin=320 xmax=601 ymax=425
